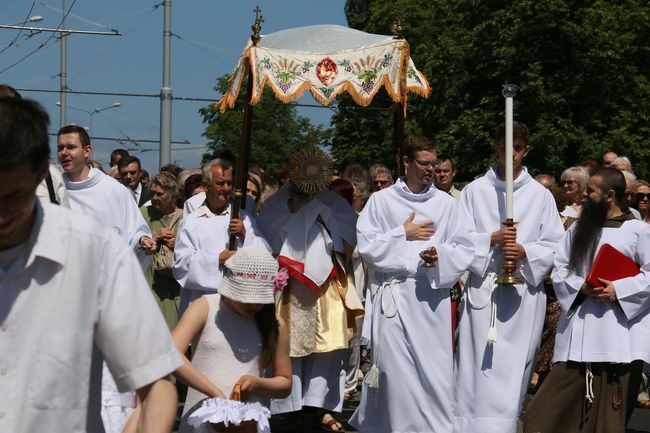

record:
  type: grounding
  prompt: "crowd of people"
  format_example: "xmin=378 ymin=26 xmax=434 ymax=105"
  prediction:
xmin=1 ymin=86 xmax=649 ymax=433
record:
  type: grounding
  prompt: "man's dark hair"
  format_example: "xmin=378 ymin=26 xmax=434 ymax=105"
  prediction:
xmin=595 ymin=167 xmax=626 ymax=207
xmin=403 ymin=136 xmax=438 ymax=160
xmin=117 ymin=155 xmax=142 ymax=170
xmin=0 ymin=84 xmax=22 ymax=99
xmin=0 ymin=97 xmax=50 ymax=174
xmin=58 ymin=124 xmax=91 ymax=148
xmin=436 ymin=154 xmax=455 ymax=170
xmin=111 ymin=148 xmax=129 ymax=159
xmin=160 ymin=163 xmax=182 ymax=178
xmin=496 ymin=121 xmax=529 ymax=145
xmin=579 ymin=158 xmax=601 ymax=176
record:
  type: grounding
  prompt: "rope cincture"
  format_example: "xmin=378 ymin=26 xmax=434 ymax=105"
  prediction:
xmin=585 ymin=363 xmax=595 ymax=405
xmin=364 ymin=279 xmax=401 ymax=389
xmin=467 ymin=273 xmax=499 ymax=343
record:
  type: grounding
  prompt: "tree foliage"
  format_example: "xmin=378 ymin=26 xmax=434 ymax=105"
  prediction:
xmin=200 ymin=75 xmax=327 ymax=174
xmin=335 ymin=0 xmax=650 ymax=180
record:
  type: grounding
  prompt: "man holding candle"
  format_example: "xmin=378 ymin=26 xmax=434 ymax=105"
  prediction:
xmin=453 ymin=122 xmax=564 ymax=433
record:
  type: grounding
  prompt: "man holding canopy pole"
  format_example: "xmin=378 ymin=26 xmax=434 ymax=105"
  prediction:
xmin=453 ymin=86 xmax=564 ymax=433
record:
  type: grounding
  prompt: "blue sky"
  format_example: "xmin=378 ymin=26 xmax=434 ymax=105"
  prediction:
xmin=1 ymin=1 xmax=348 ymax=174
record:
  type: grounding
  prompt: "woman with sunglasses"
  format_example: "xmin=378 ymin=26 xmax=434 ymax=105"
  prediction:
xmin=560 ymin=166 xmax=589 ymax=221
xmin=635 ymin=180 xmax=650 ymax=224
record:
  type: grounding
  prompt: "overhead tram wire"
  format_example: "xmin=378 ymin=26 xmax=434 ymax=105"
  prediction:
xmin=170 ymin=32 xmax=234 ymax=69
xmin=47 ymin=132 xmax=199 ymax=147
xmin=0 ymin=0 xmax=78 ymax=75
xmin=98 ymin=3 xmax=164 ymax=26
xmin=37 ymin=0 xmax=119 ymax=32
xmin=16 ymin=87 xmax=390 ymax=110
xmin=70 ymin=2 xmax=160 ymax=82
xmin=0 ymin=0 xmax=38 ymax=56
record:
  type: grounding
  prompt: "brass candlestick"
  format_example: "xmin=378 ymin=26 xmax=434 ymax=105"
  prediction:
xmin=495 ymin=218 xmax=523 ymax=285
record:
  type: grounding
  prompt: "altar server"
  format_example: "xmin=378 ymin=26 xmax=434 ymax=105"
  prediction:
xmin=350 ymin=136 xmax=474 ymax=433
xmin=453 ymin=122 xmax=564 ymax=433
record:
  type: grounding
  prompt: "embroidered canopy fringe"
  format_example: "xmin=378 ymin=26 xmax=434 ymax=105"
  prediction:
xmin=216 ymin=25 xmax=430 ymax=113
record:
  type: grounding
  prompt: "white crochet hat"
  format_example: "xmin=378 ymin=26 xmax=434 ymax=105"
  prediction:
xmin=220 ymin=247 xmax=278 ymax=304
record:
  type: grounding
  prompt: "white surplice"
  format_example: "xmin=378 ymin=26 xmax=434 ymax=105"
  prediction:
xmin=64 ymin=167 xmax=152 ymax=266
xmin=349 ymin=179 xmax=475 ymax=433
xmin=453 ymin=166 xmax=564 ymax=433
xmin=552 ymin=220 xmax=650 ymax=363
xmin=172 ymin=202 xmax=269 ymax=317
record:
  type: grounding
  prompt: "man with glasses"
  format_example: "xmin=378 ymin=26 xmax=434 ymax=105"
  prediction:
xmin=172 ymin=159 xmax=269 ymax=317
xmin=351 ymin=136 xmax=475 ymax=433
xmin=454 ymin=122 xmax=564 ymax=433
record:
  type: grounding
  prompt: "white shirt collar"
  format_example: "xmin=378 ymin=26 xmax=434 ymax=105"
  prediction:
xmin=195 ymin=201 xmax=231 ymax=218
xmin=133 ymin=182 xmax=142 ymax=198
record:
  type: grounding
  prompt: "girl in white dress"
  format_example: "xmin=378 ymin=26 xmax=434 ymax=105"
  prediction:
xmin=172 ymin=246 xmax=292 ymax=432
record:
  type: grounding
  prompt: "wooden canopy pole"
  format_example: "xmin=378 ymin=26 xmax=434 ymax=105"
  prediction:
xmin=393 ymin=102 xmax=405 ymax=176
xmin=392 ymin=11 xmax=406 ymax=177
xmin=229 ymin=6 xmax=263 ymax=251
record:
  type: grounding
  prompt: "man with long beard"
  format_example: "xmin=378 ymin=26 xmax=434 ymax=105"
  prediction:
xmin=524 ymin=167 xmax=650 ymax=433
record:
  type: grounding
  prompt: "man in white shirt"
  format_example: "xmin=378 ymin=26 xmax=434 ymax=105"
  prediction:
xmin=350 ymin=137 xmax=474 ymax=433
xmin=454 ymin=122 xmax=564 ymax=433
xmin=524 ymin=167 xmax=650 ymax=433
xmin=173 ymin=159 xmax=268 ymax=317
xmin=0 ymin=97 xmax=181 ymax=433
xmin=57 ymin=124 xmax=157 ymax=432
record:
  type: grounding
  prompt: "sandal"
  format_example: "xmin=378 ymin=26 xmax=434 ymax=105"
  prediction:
xmin=319 ymin=413 xmax=346 ymax=432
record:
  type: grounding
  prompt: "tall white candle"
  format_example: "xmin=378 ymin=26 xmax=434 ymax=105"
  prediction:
xmin=505 ymin=96 xmax=514 ymax=219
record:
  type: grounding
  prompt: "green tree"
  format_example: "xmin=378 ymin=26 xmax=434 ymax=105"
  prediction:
xmin=337 ymin=0 xmax=650 ymax=180
xmin=200 ymin=75 xmax=327 ymax=175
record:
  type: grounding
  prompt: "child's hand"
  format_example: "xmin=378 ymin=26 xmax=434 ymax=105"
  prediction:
xmin=231 ymin=375 xmax=259 ymax=401
xmin=211 ymin=388 xmax=226 ymax=400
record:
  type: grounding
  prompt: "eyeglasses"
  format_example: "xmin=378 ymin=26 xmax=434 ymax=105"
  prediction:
xmin=412 ymin=159 xmax=440 ymax=168
xmin=635 ymin=192 xmax=650 ymax=201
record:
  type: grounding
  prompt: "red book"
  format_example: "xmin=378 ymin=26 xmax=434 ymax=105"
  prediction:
xmin=586 ymin=243 xmax=640 ymax=287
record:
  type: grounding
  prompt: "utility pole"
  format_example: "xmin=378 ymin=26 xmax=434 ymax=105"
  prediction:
xmin=60 ymin=0 xmax=67 ymax=128
xmin=159 ymin=0 xmax=172 ymax=168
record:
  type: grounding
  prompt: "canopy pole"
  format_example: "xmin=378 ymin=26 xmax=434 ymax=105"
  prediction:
xmin=393 ymin=102 xmax=405 ymax=176
xmin=391 ymin=10 xmax=406 ymax=177
xmin=229 ymin=6 xmax=263 ymax=251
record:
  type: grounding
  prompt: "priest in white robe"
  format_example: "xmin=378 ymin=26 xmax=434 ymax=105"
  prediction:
xmin=57 ymin=125 xmax=157 ymax=433
xmin=454 ymin=122 xmax=564 ymax=433
xmin=524 ymin=168 xmax=650 ymax=433
xmin=350 ymin=137 xmax=475 ymax=433
xmin=257 ymin=147 xmax=363 ymax=432
xmin=172 ymin=159 xmax=269 ymax=317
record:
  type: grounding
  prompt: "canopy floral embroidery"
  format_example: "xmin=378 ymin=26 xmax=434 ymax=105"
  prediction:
xmin=217 ymin=25 xmax=430 ymax=112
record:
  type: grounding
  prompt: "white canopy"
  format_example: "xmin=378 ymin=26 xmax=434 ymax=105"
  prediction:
xmin=217 ymin=24 xmax=430 ymax=112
